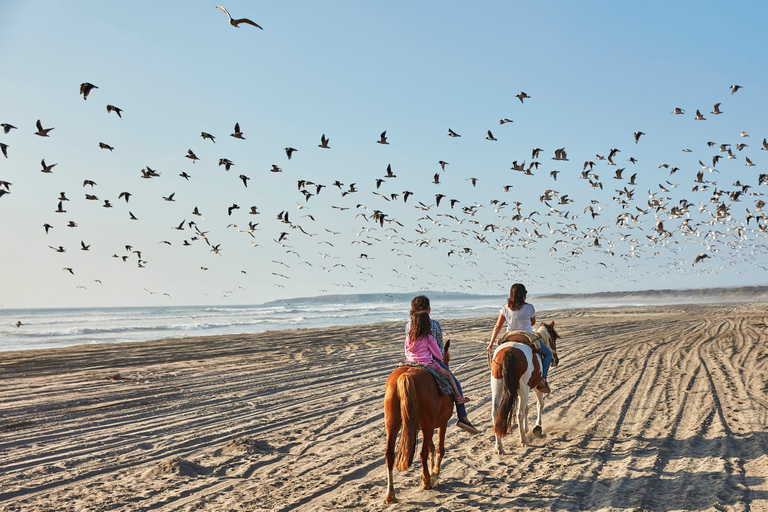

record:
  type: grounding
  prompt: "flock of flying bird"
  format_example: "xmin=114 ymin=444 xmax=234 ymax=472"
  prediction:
xmin=2 ymin=7 xmax=767 ymax=303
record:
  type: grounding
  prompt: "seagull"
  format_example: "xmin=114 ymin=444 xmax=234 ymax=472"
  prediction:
xmin=486 ymin=130 xmax=497 ymax=141
xmin=693 ymin=253 xmax=709 ymax=265
xmin=201 ymin=132 xmax=215 ymax=143
xmin=41 ymin=159 xmax=57 ymax=173
xmin=99 ymin=142 xmax=114 ymax=151
xmin=377 ymin=131 xmax=389 ymax=144
xmin=731 ymin=85 xmax=742 ymax=94
xmin=740 ymin=130 xmax=749 ymax=137
xmin=285 ymin=147 xmax=297 ymax=159
xmin=516 ymin=92 xmax=530 ymax=103
xmin=439 ymin=160 xmax=448 ymax=171
xmin=447 ymin=128 xmax=461 ymax=137
xmin=106 ymin=105 xmax=123 ymax=119
xmin=0 ymin=143 xmax=7 ymax=158
xmin=231 ymin=122 xmax=245 ymax=139
xmin=79 ymin=82 xmax=97 ymax=100
xmin=35 ymin=119 xmax=54 ymax=137
xmin=695 ymin=110 xmax=706 ymax=120
xmin=711 ymin=103 xmax=723 ymax=115
xmin=215 ymin=5 xmax=263 ymax=29
xmin=186 ymin=149 xmax=200 ymax=162
xmin=319 ymin=133 xmax=330 ymax=148
xmin=633 ymin=131 xmax=645 ymax=143
xmin=499 ymin=118 xmax=513 ymax=124
xmin=1 ymin=123 xmax=17 ymax=134
xmin=671 ymin=107 xmax=685 ymax=114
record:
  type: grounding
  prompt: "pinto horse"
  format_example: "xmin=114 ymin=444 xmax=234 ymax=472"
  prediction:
xmin=384 ymin=341 xmax=453 ymax=504
xmin=490 ymin=321 xmax=559 ymax=453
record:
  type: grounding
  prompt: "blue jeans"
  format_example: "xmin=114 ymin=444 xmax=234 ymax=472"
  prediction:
xmin=436 ymin=360 xmax=466 ymax=418
xmin=537 ymin=338 xmax=552 ymax=379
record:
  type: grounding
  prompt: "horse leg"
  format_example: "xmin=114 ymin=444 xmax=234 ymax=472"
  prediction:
xmin=431 ymin=424 xmax=446 ymax=476
xmin=491 ymin=376 xmax=506 ymax=455
xmin=384 ymin=400 xmax=400 ymax=503
xmin=518 ymin=386 xmax=530 ymax=446
xmin=532 ymin=388 xmax=545 ymax=438
xmin=421 ymin=430 xmax=434 ymax=490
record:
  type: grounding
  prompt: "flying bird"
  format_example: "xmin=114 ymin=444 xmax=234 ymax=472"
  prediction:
xmin=79 ymin=82 xmax=97 ymax=100
xmin=106 ymin=105 xmax=123 ymax=119
xmin=0 ymin=143 xmax=7 ymax=158
xmin=711 ymin=103 xmax=723 ymax=115
xmin=1 ymin=123 xmax=17 ymax=134
xmin=35 ymin=119 xmax=54 ymax=137
xmin=231 ymin=122 xmax=245 ymax=139
xmin=99 ymin=142 xmax=114 ymax=151
xmin=516 ymin=92 xmax=530 ymax=103
xmin=486 ymin=130 xmax=497 ymax=141
xmin=319 ymin=134 xmax=330 ymax=148
xmin=201 ymin=132 xmax=215 ymax=142
xmin=215 ymin=5 xmax=263 ymax=29
xmin=285 ymin=147 xmax=297 ymax=159
xmin=377 ymin=131 xmax=389 ymax=144
xmin=447 ymin=129 xmax=461 ymax=137
xmin=731 ymin=85 xmax=742 ymax=94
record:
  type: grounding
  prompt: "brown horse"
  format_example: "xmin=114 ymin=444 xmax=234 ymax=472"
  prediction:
xmin=384 ymin=340 xmax=453 ymax=504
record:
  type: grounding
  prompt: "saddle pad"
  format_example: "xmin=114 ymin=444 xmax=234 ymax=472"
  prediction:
xmin=396 ymin=361 xmax=454 ymax=397
xmin=498 ymin=330 xmax=541 ymax=350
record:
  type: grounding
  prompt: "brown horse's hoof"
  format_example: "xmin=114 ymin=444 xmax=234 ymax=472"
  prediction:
xmin=533 ymin=425 xmax=543 ymax=438
xmin=385 ymin=495 xmax=397 ymax=504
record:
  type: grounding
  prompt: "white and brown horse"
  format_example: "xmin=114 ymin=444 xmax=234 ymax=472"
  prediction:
xmin=383 ymin=341 xmax=453 ymax=504
xmin=490 ymin=322 xmax=559 ymax=453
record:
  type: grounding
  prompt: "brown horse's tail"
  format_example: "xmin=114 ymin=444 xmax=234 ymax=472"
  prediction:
xmin=394 ymin=373 xmax=419 ymax=471
xmin=494 ymin=349 xmax=519 ymax=438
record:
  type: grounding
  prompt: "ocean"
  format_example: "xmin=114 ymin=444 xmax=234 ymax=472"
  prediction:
xmin=0 ymin=295 xmax=718 ymax=352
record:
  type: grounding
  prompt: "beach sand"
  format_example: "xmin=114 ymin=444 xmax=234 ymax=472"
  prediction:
xmin=1 ymin=303 xmax=767 ymax=511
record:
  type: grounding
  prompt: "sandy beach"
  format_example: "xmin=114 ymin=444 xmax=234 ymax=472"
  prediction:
xmin=2 ymin=303 xmax=767 ymax=511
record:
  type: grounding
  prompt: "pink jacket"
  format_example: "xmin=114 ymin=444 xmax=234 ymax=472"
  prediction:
xmin=404 ymin=334 xmax=443 ymax=365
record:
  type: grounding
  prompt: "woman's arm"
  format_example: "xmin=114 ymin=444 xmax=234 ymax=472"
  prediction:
xmin=488 ymin=313 xmax=506 ymax=352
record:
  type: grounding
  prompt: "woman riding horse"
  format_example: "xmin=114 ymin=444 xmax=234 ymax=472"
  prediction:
xmin=488 ymin=283 xmax=553 ymax=393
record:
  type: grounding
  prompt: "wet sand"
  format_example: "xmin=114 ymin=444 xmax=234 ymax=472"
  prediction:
xmin=1 ymin=303 xmax=767 ymax=511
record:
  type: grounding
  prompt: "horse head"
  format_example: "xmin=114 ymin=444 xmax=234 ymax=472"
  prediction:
xmin=539 ymin=321 xmax=560 ymax=367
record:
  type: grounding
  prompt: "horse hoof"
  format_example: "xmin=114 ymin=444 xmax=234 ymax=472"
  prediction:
xmin=385 ymin=495 xmax=397 ymax=504
xmin=533 ymin=425 xmax=543 ymax=438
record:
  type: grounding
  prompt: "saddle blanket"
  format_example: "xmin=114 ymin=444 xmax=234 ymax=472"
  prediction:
xmin=396 ymin=361 xmax=454 ymax=397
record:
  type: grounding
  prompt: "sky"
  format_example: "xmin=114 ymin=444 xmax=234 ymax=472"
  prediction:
xmin=1 ymin=1 xmax=767 ymax=308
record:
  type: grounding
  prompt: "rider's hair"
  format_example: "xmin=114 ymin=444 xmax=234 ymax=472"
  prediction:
xmin=408 ymin=295 xmax=432 ymax=341
xmin=507 ymin=283 xmax=527 ymax=311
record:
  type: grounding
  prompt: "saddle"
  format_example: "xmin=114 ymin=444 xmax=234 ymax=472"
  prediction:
xmin=497 ymin=330 xmax=541 ymax=351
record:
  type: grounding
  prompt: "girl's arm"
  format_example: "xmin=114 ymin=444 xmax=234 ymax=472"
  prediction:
xmin=488 ymin=313 xmax=506 ymax=352
xmin=427 ymin=336 xmax=444 ymax=362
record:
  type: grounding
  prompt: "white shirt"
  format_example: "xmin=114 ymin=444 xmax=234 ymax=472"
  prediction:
xmin=500 ymin=303 xmax=535 ymax=333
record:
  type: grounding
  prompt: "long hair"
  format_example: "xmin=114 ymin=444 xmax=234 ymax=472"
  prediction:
xmin=408 ymin=295 xmax=432 ymax=342
xmin=507 ymin=283 xmax=527 ymax=311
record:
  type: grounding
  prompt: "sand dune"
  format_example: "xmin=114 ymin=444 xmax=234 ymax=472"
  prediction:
xmin=1 ymin=303 xmax=767 ymax=511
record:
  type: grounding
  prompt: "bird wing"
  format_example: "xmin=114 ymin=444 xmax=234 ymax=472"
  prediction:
xmin=216 ymin=5 xmax=232 ymax=20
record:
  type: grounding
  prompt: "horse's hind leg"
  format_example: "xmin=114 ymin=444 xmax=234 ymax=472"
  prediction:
xmin=532 ymin=388 xmax=545 ymax=438
xmin=431 ymin=424 xmax=447 ymax=477
xmin=384 ymin=405 xmax=400 ymax=503
xmin=518 ymin=387 xmax=530 ymax=446
xmin=420 ymin=430 xmax=434 ymax=489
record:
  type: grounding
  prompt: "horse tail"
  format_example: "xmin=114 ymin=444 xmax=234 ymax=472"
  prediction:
xmin=394 ymin=373 xmax=419 ymax=471
xmin=494 ymin=349 xmax=519 ymax=438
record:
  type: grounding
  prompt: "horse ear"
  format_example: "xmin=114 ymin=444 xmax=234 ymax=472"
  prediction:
xmin=550 ymin=320 xmax=555 ymax=327
xmin=444 ymin=339 xmax=451 ymax=350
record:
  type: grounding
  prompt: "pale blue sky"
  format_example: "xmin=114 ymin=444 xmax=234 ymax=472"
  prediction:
xmin=1 ymin=1 xmax=767 ymax=308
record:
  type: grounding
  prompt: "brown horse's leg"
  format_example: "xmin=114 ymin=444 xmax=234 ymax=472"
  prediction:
xmin=431 ymin=423 xmax=447 ymax=476
xmin=421 ymin=430 xmax=433 ymax=490
xmin=384 ymin=381 xmax=401 ymax=504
